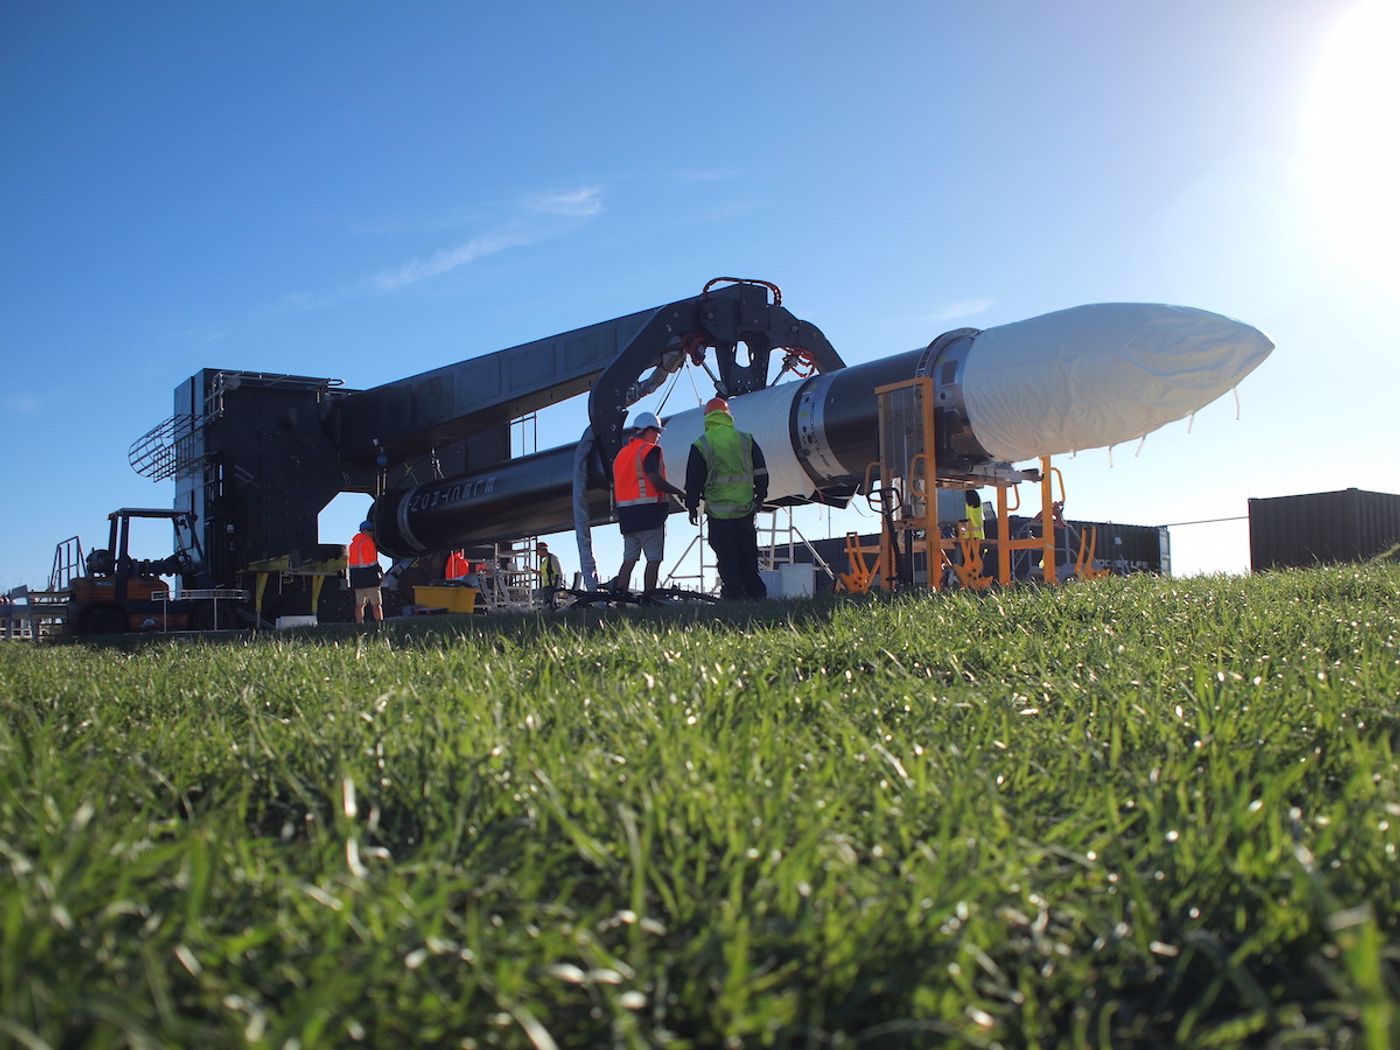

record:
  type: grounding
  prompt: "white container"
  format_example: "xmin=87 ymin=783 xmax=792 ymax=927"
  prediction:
xmin=759 ymin=569 xmax=783 ymax=597
xmin=779 ymin=563 xmax=816 ymax=598
xmin=275 ymin=615 xmax=318 ymax=630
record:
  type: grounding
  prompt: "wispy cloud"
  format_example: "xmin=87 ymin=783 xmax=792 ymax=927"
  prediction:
xmin=925 ymin=298 xmax=994 ymax=323
xmin=369 ymin=232 xmax=530 ymax=292
xmin=3 ymin=393 xmax=41 ymax=415
xmin=169 ymin=324 xmax=231 ymax=345
xmin=344 ymin=206 xmax=490 ymax=237
xmin=265 ymin=184 xmax=606 ymax=318
xmin=368 ymin=185 xmax=604 ymax=292
xmin=269 ymin=288 xmax=354 ymax=314
xmin=527 ymin=186 xmax=603 ymax=217
xmin=672 ymin=168 xmax=740 ymax=183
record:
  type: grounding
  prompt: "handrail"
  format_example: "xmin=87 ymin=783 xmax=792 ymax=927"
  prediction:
xmin=49 ymin=536 xmax=85 ymax=591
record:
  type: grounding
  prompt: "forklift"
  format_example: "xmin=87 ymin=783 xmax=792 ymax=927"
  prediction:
xmin=61 ymin=508 xmax=211 ymax=634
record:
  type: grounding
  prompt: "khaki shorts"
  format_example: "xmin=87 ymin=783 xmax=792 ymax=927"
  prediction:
xmin=355 ymin=587 xmax=382 ymax=607
xmin=622 ymin=526 xmax=664 ymax=562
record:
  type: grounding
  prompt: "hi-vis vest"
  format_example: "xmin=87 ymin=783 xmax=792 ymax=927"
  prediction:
xmin=348 ymin=532 xmax=378 ymax=567
xmin=966 ymin=502 xmax=985 ymax=540
xmin=613 ymin=436 xmax=667 ymax=508
xmin=694 ymin=418 xmax=757 ymax=520
xmin=539 ymin=554 xmax=561 ymax=587
xmin=444 ymin=551 xmax=469 ymax=579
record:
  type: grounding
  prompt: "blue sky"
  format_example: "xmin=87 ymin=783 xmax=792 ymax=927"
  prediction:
xmin=3 ymin=1 xmax=1397 ymax=592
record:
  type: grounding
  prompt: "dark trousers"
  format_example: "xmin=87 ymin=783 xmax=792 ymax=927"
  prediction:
xmin=707 ymin=513 xmax=768 ymax=600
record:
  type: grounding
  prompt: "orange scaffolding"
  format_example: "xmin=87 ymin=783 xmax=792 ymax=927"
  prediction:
xmin=840 ymin=376 xmax=1082 ymax=593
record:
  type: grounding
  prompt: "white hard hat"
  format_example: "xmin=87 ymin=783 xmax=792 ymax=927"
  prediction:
xmin=630 ymin=410 xmax=663 ymax=432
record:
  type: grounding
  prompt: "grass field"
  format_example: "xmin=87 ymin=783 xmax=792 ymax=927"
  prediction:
xmin=2 ymin=564 xmax=1398 ymax=1048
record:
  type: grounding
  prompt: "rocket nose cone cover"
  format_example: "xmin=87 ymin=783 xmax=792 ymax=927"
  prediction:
xmin=961 ymin=303 xmax=1273 ymax=463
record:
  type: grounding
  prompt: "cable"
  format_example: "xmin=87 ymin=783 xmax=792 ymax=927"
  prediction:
xmin=684 ymin=357 xmax=704 ymax=405
xmin=1160 ymin=515 xmax=1248 ymax=527
xmin=653 ymin=361 xmax=684 ymax=416
xmin=701 ymin=276 xmax=782 ymax=306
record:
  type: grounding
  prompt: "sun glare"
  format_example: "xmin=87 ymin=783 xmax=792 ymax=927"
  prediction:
xmin=1303 ymin=1 xmax=1400 ymax=289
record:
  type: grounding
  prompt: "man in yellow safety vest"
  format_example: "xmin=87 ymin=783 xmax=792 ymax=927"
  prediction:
xmin=536 ymin=541 xmax=563 ymax=607
xmin=963 ymin=490 xmax=985 ymax=540
xmin=684 ymin=397 xmax=769 ymax=600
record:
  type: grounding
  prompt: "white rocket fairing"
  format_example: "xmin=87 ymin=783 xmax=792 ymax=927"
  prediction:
xmin=961 ymin=303 xmax=1273 ymax=463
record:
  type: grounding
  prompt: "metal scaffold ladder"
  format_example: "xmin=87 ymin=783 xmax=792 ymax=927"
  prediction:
xmin=475 ymin=412 xmax=544 ymax=612
xmin=757 ymin=508 xmax=837 ymax=589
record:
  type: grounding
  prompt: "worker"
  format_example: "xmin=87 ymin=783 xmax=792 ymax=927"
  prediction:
xmin=612 ymin=410 xmax=685 ymax=595
xmin=536 ymin=541 xmax=563 ymax=607
xmin=961 ymin=489 xmax=992 ymax=580
xmin=444 ymin=549 xmax=470 ymax=581
xmin=685 ymin=397 xmax=769 ymax=600
xmin=347 ymin=520 xmax=384 ymax=624
xmin=963 ymin=489 xmax=985 ymax=540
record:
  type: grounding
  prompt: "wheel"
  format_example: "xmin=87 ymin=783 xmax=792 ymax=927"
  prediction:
xmin=188 ymin=602 xmax=217 ymax=631
xmin=79 ymin=605 xmax=127 ymax=636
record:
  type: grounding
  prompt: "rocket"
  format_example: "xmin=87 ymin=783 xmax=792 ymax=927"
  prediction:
xmin=371 ymin=302 xmax=1272 ymax=557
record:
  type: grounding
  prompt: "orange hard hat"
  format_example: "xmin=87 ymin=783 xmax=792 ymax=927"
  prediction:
xmin=705 ymin=396 xmax=730 ymax=414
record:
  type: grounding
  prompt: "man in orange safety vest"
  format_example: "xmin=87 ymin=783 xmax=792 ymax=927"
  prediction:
xmin=611 ymin=410 xmax=684 ymax=595
xmin=347 ymin=520 xmax=384 ymax=624
xmin=444 ymin=549 xmax=470 ymax=581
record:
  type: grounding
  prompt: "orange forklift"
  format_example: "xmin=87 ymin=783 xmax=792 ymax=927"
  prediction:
xmin=60 ymin=508 xmax=212 ymax=634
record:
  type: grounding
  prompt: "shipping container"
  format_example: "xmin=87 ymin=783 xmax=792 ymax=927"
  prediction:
xmin=1248 ymin=488 xmax=1400 ymax=572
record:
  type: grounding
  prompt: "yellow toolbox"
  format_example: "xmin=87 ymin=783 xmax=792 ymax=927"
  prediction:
xmin=413 ymin=585 xmax=479 ymax=614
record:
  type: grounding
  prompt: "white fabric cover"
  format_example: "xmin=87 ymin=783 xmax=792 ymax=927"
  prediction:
xmin=963 ymin=303 xmax=1273 ymax=462
xmin=657 ymin=381 xmax=812 ymax=503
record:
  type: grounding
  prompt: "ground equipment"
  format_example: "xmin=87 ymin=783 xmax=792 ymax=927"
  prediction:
xmin=51 ymin=508 xmax=245 ymax=634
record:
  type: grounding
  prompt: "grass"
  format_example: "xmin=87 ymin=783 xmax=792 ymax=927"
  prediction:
xmin=1 ymin=564 xmax=1398 ymax=1048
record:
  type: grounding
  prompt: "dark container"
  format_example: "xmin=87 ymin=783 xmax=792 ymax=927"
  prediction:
xmin=1248 ymin=488 xmax=1400 ymax=572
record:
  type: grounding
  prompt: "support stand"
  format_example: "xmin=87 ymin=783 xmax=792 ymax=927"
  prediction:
xmin=861 ymin=379 xmax=1066 ymax=593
